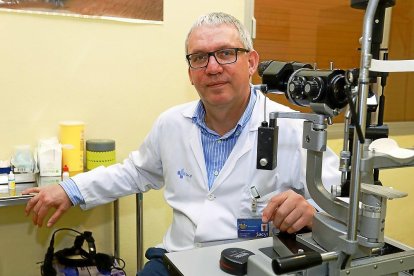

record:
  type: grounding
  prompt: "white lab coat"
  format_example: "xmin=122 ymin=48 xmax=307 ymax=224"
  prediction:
xmin=72 ymin=90 xmax=341 ymax=252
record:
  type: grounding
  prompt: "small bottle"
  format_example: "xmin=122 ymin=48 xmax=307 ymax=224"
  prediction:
xmin=62 ymin=165 xmax=70 ymax=180
xmin=8 ymin=171 xmax=16 ymax=190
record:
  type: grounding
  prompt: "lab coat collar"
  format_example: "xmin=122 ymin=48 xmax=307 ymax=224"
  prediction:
xmin=248 ymin=89 xmax=266 ymax=131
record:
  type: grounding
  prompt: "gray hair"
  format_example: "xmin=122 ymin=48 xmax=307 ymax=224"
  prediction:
xmin=185 ymin=12 xmax=253 ymax=54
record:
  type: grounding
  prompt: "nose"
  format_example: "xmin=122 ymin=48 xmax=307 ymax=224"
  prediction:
xmin=205 ymin=55 xmax=223 ymax=74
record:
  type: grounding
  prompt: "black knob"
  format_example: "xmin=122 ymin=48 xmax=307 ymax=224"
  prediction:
xmin=288 ymin=77 xmax=306 ymax=99
xmin=304 ymin=78 xmax=323 ymax=101
xmin=304 ymin=80 xmax=319 ymax=96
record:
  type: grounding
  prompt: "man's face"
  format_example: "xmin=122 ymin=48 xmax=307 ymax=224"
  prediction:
xmin=187 ymin=24 xmax=259 ymax=109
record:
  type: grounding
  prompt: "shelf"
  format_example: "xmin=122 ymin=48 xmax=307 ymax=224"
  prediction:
xmin=0 ymin=182 xmax=36 ymax=207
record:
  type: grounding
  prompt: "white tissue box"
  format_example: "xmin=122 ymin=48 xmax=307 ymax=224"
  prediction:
xmin=38 ymin=137 xmax=62 ymax=177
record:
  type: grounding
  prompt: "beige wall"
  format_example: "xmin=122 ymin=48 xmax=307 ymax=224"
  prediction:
xmin=0 ymin=1 xmax=413 ymax=275
xmin=0 ymin=1 xmax=247 ymax=275
xmin=380 ymin=135 xmax=414 ymax=246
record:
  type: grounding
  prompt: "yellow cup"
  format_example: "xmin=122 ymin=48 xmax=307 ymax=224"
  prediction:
xmin=59 ymin=121 xmax=85 ymax=176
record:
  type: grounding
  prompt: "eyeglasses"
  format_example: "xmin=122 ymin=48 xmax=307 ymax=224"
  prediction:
xmin=186 ymin=48 xmax=249 ymax=69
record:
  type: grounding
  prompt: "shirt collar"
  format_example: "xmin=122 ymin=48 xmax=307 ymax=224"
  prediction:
xmin=192 ymin=86 xmax=257 ymax=137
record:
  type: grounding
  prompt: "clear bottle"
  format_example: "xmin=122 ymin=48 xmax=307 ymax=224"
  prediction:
xmin=8 ymin=171 xmax=16 ymax=190
xmin=62 ymin=165 xmax=70 ymax=180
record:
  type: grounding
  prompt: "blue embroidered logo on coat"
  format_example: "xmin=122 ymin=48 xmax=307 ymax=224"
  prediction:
xmin=177 ymin=168 xmax=192 ymax=179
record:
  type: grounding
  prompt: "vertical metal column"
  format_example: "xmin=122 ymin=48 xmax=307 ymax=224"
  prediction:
xmin=136 ymin=193 xmax=144 ymax=271
xmin=348 ymin=0 xmax=379 ymax=242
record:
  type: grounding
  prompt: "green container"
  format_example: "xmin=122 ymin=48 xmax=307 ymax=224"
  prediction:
xmin=86 ymin=139 xmax=116 ymax=170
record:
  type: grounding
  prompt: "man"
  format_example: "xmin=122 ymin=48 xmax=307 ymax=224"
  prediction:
xmin=24 ymin=12 xmax=340 ymax=275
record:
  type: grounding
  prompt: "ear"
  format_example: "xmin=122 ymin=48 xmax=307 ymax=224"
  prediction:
xmin=247 ymin=50 xmax=260 ymax=77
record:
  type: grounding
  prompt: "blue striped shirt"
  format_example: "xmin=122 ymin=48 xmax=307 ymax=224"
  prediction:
xmin=61 ymin=87 xmax=257 ymax=204
xmin=60 ymin=178 xmax=84 ymax=205
xmin=192 ymin=88 xmax=256 ymax=190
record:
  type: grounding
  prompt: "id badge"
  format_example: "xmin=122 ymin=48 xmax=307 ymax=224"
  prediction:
xmin=237 ymin=218 xmax=270 ymax=239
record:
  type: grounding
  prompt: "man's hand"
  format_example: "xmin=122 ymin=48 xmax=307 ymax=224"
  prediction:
xmin=262 ymin=189 xmax=316 ymax=233
xmin=23 ymin=185 xmax=72 ymax=228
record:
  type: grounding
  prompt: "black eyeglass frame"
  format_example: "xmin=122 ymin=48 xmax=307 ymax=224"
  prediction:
xmin=186 ymin=47 xmax=250 ymax=69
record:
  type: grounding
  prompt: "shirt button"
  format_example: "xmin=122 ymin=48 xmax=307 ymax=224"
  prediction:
xmin=207 ymin=194 xmax=215 ymax=200
xmin=213 ymin=170 xmax=219 ymax=176
xmin=217 ymin=140 xmax=222 ymax=144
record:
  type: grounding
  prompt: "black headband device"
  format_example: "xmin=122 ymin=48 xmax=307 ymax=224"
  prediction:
xmin=41 ymin=228 xmax=115 ymax=276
